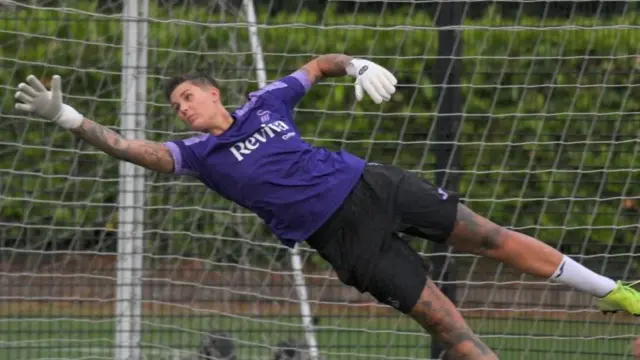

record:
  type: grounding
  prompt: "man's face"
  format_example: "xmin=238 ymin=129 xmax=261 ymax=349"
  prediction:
xmin=170 ymin=81 xmax=220 ymax=132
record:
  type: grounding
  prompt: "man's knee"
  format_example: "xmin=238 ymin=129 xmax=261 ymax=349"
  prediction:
xmin=408 ymin=280 xmax=497 ymax=359
xmin=409 ymin=280 xmax=465 ymax=329
xmin=445 ymin=203 xmax=506 ymax=255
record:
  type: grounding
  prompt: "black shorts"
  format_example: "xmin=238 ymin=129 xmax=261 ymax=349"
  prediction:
xmin=305 ymin=163 xmax=459 ymax=314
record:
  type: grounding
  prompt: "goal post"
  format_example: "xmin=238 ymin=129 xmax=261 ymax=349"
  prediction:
xmin=115 ymin=0 xmax=148 ymax=359
xmin=1 ymin=1 xmax=639 ymax=360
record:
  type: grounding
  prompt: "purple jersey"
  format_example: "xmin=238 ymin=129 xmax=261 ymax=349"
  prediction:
xmin=164 ymin=71 xmax=365 ymax=247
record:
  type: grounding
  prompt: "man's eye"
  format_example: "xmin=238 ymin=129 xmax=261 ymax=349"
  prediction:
xmin=185 ymin=94 xmax=192 ymax=101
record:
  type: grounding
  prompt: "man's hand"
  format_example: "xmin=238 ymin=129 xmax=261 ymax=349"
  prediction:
xmin=633 ymin=337 xmax=640 ymax=359
xmin=346 ymin=59 xmax=397 ymax=104
xmin=14 ymin=75 xmax=84 ymax=129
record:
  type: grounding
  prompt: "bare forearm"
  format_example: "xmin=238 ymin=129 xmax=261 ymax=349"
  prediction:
xmin=314 ymin=54 xmax=353 ymax=78
xmin=301 ymin=54 xmax=353 ymax=84
xmin=70 ymin=118 xmax=174 ymax=173
xmin=71 ymin=118 xmax=130 ymax=159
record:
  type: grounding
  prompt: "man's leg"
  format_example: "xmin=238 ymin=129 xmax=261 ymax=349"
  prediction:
xmin=445 ymin=203 xmax=617 ymax=298
xmin=408 ymin=279 xmax=498 ymax=360
xmin=389 ymin=163 xmax=638 ymax=314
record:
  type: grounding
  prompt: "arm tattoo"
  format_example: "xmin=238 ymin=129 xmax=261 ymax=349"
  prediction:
xmin=70 ymin=118 xmax=174 ymax=173
xmin=315 ymin=54 xmax=353 ymax=77
xmin=301 ymin=54 xmax=353 ymax=85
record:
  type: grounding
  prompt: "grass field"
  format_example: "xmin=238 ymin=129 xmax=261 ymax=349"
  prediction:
xmin=2 ymin=310 xmax=639 ymax=360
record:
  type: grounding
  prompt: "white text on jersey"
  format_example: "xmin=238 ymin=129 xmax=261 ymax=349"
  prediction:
xmin=230 ymin=121 xmax=291 ymax=161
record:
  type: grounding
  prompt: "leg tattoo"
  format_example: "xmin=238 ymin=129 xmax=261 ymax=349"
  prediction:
xmin=409 ymin=280 xmax=498 ymax=359
xmin=446 ymin=203 xmax=562 ymax=278
xmin=446 ymin=204 xmax=504 ymax=254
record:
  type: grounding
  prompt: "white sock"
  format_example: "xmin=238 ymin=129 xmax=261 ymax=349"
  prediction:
xmin=549 ymin=255 xmax=617 ymax=297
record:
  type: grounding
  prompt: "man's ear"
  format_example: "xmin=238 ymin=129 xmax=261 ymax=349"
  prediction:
xmin=209 ymin=87 xmax=220 ymax=102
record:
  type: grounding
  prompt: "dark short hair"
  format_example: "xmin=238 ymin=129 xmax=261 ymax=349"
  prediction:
xmin=165 ymin=73 xmax=219 ymax=101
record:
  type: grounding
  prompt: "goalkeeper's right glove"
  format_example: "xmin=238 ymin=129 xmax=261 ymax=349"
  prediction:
xmin=346 ymin=58 xmax=397 ymax=104
xmin=14 ymin=75 xmax=84 ymax=129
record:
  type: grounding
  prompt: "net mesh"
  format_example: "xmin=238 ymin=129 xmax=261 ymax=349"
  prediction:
xmin=0 ymin=0 xmax=638 ymax=359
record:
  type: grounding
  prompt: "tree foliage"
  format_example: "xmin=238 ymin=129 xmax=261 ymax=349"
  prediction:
xmin=0 ymin=3 xmax=638 ymax=265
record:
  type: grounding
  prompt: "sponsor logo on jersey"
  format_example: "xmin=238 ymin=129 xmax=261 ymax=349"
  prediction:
xmin=257 ymin=109 xmax=271 ymax=123
xmin=230 ymin=120 xmax=291 ymax=161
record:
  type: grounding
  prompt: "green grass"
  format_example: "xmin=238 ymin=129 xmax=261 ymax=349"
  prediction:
xmin=1 ymin=314 xmax=638 ymax=360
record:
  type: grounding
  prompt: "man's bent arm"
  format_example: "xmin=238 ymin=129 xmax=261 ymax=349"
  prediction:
xmin=296 ymin=54 xmax=397 ymax=105
xmin=300 ymin=54 xmax=354 ymax=85
xmin=71 ymin=118 xmax=175 ymax=174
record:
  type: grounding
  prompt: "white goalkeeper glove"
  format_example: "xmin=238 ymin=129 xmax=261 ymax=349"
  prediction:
xmin=346 ymin=58 xmax=397 ymax=104
xmin=14 ymin=75 xmax=84 ymax=129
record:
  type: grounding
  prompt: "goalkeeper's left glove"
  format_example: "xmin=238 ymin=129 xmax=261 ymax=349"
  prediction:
xmin=346 ymin=58 xmax=397 ymax=104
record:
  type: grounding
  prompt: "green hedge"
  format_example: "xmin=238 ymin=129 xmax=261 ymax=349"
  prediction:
xmin=0 ymin=3 xmax=638 ymax=266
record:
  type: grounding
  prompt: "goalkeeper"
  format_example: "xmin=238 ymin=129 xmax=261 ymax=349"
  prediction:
xmin=14 ymin=54 xmax=640 ymax=359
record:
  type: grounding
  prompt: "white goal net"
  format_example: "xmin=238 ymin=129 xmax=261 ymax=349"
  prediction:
xmin=1 ymin=0 xmax=638 ymax=359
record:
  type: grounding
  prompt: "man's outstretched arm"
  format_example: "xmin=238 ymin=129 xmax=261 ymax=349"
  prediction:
xmin=70 ymin=118 xmax=174 ymax=173
xmin=14 ymin=74 xmax=175 ymax=174
xmin=299 ymin=54 xmax=398 ymax=104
